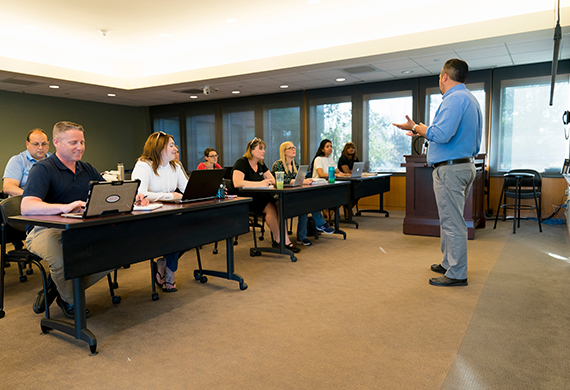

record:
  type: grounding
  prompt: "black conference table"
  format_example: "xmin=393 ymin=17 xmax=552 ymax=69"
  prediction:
xmin=240 ymin=181 xmax=349 ymax=262
xmin=336 ymin=174 xmax=391 ymax=228
xmin=11 ymin=197 xmax=251 ymax=354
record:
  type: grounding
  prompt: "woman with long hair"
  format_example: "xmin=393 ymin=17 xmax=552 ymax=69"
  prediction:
xmin=338 ymin=142 xmax=360 ymax=174
xmin=271 ymin=141 xmax=334 ymax=244
xmin=132 ymin=131 xmax=188 ymax=292
xmin=232 ymin=137 xmax=299 ymax=253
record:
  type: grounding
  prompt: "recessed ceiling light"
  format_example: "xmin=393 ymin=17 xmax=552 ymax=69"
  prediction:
xmin=336 ymin=78 xmax=346 ymax=82
xmin=225 ymin=18 xmax=238 ymax=24
xmin=159 ymin=33 xmax=171 ymax=38
xmin=401 ymin=70 xmax=413 ymax=74
xmin=98 ymin=29 xmax=110 ymax=36
xmin=232 ymin=90 xmax=241 ymax=94
xmin=307 ymin=0 xmax=321 ymax=4
xmin=190 ymin=95 xmax=198 ymax=99
xmin=280 ymin=85 xmax=289 ymax=89
xmin=107 ymin=93 xmax=116 ymax=97
xmin=49 ymin=85 xmax=59 ymax=89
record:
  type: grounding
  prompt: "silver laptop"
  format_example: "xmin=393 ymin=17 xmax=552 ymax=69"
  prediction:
xmin=162 ymin=169 xmax=226 ymax=203
xmin=62 ymin=180 xmax=140 ymax=218
xmin=284 ymin=165 xmax=308 ymax=187
xmin=351 ymin=162 xmax=364 ymax=178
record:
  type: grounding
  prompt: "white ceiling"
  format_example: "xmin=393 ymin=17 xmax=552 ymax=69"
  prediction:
xmin=0 ymin=0 xmax=569 ymax=106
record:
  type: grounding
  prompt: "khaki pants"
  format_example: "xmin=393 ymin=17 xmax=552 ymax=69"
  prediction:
xmin=25 ymin=226 xmax=109 ymax=305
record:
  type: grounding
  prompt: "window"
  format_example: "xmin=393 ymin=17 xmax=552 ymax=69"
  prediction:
xmin=263 ymin=102 xmax=301 ymax=167
xmin=186 ymin=112 xmax=216 ymax=169
xmin=222 ymin=107 xmax=255 ymax=167
xmin=426 ymin=83 xmax=486 ymax=154
xmin=153 ymin=113 xmax=181 ymax=148
xmin=363 ymin=91 xmax=412 ymax=172
xmin=308 ymin=97 xmax=352 ymax=164
xmin=497 ymin=76 xmax=569 ymax=174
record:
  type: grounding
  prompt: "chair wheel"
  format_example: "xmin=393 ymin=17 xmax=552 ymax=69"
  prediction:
xmin=112 ymin=296 xmax=121 ymax=304
xmin=0 ymin=310 xmax=5 ymax=319
xmin=200 ymin=276 xmax=208 ymax=283
xmin=240 ymin=283 xmax=248 ymax=290
xmin=26 ymin=269 xmax=33 ymax=275
xmin=151 ymin=293 xmax=159 ymax=301
xmin=213 ymin=249 xmax=218 ymax=254
xmin=90 ymin=343 xmax=98 ymax=355
xmin=258 ymin=236 xmax=264 ymax=241
xmin=41 ymin=325 xmax=50 ymax=333
xmin=19 ymin=275 xmax=27 ymax=282
xmin=111 ymin=282 xmax=119 ymax=289
xmin=290 ymin=256 xmax=297 ymax=262
xmin=250 ymin=249 xmax=261 ymax=257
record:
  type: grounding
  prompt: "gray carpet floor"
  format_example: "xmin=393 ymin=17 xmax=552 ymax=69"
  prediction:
xmin=1 ymin=211 xmax=569 ymax=389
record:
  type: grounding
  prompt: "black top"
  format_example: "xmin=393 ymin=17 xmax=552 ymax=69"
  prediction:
xmin=24 ymin=154 xmax=104 ymax=203
xmin=338 ymin=155 xmax=360 ymax=171
xmin=232 ymin=157 xmax=268 ymax=184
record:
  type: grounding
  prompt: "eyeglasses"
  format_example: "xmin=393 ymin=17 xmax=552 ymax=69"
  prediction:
xmin=208 ymin=154 xmax=218 ymax=158
xmin=154 ymin=131 xmax=166 ymax=140
xmin=285 ymin=146 xmax=296 ymax=150
xmin=29 ymin=142 xmax=49 ymax=147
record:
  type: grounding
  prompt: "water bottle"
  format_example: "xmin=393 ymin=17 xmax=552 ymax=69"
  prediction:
xmin=117 ymin=162 xmax=124 ymax=181
xmin=328 ymin=166 xmax=335 ymax=184
xmin=216 ymin=183 xmax=225 ymax=199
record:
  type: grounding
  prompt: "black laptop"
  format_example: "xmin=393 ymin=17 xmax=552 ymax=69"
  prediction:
xmin=162 ymin=169 xmax=226 ymax=203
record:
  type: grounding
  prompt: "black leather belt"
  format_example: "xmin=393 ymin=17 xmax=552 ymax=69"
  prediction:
xmin=432 ymin=157 xmax=474 ymax=168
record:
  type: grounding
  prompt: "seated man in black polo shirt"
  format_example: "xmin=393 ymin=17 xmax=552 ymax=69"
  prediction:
xmin=21 ymin=121 xmax=146 ymax=318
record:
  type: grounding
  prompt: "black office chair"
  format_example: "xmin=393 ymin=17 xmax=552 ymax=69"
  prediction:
xmin=0 ymin=196 xmax=50 ymax=319
xmin=493 ymin=169 xmax=542 ymax=234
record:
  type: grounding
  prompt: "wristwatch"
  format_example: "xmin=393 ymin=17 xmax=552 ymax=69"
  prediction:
xmin=412 ymin=124 xmax=418 ymax=134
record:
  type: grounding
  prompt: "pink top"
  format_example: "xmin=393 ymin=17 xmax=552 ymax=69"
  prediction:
xmin=197 ymin=162 xmax=222 ymax=170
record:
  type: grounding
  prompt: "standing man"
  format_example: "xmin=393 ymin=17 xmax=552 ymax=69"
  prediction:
xmin=2 ymin=129 xmax=51 ymax=196
xmin=393 ymin=58 xmax=482 ymax=287
xmin=21 ymin=121 xmax=146 ymax=318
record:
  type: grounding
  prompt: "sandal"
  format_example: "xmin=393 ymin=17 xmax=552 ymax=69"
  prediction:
xmin=162 ymin=282 xmax=178 ymax=293
xmin=153 ymin=258 xmax=165 ymax=288
xmin=162 ymin=267 xmax=177 ymax=293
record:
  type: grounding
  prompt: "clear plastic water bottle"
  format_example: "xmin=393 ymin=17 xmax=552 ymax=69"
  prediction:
xmin=328 ymin=166 xmax=335 ymax=184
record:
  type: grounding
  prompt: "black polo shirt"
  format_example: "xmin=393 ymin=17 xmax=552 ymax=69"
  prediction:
xmin=24 ymin=154 xmax=104 ymax=204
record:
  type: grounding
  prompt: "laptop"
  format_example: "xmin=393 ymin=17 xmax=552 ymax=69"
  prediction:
xmin=162 ymin=168 xmax=226 ymax=203
xmin=61 ymin=180 xmax=140 ymax=218
xmin=351 ymin=162 xmax=365 ymax=178
xmin=284 ymin=165 xmax=309 ymax=187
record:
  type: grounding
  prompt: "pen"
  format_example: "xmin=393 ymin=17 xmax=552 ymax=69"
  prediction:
xmin=134 ymin=195 xmax=148 ymax=205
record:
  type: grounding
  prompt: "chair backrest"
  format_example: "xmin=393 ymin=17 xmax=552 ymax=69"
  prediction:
xmin=504 ymin=169 xmax=541 ymax=189
xmin=0 ymin=196 xmax=27 ymax=245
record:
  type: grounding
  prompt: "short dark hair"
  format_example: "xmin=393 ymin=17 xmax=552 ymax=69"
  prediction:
xmin=204 ymin=147 xmax=217 ymax=158
xmin=26 ymin=128 xmax=48 ymax=142
xmin=442 ymin=59 xmax=469 ymax=83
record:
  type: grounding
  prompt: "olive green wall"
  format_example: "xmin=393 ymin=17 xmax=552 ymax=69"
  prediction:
xmin=0 ymin=90 xmax=151 ymax=177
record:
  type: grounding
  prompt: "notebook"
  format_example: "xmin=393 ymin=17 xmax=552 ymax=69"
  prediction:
xmin=351 ymin=162 xmax=365 ymax=178
xmin=61 ymin=180 xmax=140 ymax=218
xmin=161 ymin=168 xmax=226 ymax=203
xmin=284 ymin=165 xmax=309 ymax=187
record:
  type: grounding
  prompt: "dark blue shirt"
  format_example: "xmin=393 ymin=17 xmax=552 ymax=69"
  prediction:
xmin=23 ymin=154 xmax=104 ymax=203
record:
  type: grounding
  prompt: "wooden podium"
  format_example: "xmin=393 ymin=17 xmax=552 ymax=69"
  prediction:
xmin=401 ymin=154 xmax=486 ymax=240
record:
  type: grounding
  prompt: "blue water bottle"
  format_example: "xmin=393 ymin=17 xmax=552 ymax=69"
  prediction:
xmin=328 ymin=166 xmax=335 ymax=184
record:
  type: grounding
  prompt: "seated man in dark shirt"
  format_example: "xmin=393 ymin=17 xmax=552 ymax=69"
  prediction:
xmin=21 ymin=121 xmax=146 ymax=318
